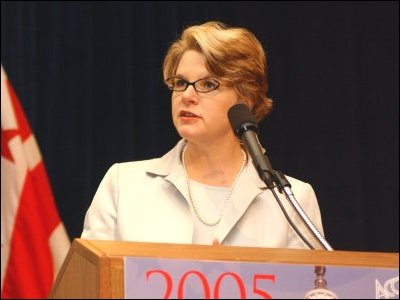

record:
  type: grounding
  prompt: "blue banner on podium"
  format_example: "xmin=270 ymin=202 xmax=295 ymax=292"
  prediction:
xmin=124 ymin=257 xmax=398 ymax=299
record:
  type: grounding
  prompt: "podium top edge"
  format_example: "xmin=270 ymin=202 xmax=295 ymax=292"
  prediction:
xmin=73 ymin=238 xmax=399 ymax=269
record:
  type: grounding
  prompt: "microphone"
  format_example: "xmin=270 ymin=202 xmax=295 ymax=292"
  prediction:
xmin=227 ymin=103 xmax=275 ymax=188
xmin=228 ymin=103 xmax=333 ymax=251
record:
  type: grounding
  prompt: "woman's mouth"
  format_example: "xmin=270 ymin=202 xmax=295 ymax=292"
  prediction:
xmin=179 ymin=111 xmax=200 ymax=118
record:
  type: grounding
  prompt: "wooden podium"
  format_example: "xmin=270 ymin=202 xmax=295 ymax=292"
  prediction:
xmin=49 ymin=238 xmax=399 ymax=299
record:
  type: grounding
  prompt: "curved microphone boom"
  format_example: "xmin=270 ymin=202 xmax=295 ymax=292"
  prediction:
xmin=228 ymin=103 xmax=333 ymax=251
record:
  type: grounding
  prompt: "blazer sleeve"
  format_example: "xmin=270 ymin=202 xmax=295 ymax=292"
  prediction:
xmin=81 ymin=164 xmax=119 ymax=240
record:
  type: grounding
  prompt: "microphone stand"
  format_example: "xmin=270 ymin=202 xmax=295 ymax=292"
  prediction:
xmin=229 ymin=102 xmax=335 ymax=296
xmin=273 ymin=169 xmax=333 ymax=251
xmin=255 ymin=156 xmax=333 ymax=251
xmin=272 ymin=171 xmax=339 ymax=298
xmin=229 ymin=103 xmax=332 ymax=250
xmin=260 ymin=166 xmax=337 ymax=298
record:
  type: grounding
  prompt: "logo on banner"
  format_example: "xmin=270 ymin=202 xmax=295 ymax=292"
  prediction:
xmin=375 ymin=276 xmax=399 ymax=299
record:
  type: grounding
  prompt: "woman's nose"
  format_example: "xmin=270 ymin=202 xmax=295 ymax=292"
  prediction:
xmin=181 ymin=85 xmax=198 ymax=104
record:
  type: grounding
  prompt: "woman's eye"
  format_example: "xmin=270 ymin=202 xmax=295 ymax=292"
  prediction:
xmin=175 ymin=79 xmax=186 ymax=87
xmin=202 ymin=80 xmax=216 ymax=89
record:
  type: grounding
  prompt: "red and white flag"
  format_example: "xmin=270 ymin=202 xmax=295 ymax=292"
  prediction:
xmin=1 ymin=65 xmax=70 ymax=298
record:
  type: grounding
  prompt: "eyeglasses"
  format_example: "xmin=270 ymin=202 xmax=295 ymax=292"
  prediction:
xmin=165 ymin=77 xmax=220 ymax=93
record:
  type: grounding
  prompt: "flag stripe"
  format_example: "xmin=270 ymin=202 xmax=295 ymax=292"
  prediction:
xmin=23 ymin=135 xmax=42 ymax=171
xmin=2 ymin=168 xmax=55 ymax=298
xmin=1 ymin=65 xmax=70 ymax=298
xmin=49 ymin=223 xmax=70 ymax=277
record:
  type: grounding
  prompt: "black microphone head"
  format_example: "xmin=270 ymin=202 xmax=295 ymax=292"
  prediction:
xmin=228 ymin=103 xmax=257 ymax=137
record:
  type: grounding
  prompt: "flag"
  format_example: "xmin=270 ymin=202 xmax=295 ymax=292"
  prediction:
xmin=1 ymin=65 xmax=70 ymax=298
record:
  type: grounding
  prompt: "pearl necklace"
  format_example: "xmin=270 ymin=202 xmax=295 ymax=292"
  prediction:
xmin=181 ymin=145 xmax=247 ymax=227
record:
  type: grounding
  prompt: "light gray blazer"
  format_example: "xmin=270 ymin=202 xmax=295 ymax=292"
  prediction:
xmin=81 ymin=139 xmax=324 ymax=249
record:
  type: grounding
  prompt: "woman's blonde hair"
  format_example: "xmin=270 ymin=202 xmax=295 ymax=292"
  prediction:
xmin=163 ymin=21 xmax=273 ymax=122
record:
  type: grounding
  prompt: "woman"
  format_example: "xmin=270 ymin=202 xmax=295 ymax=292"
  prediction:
xmin=81 ymin=21 xmax=324 ymax=248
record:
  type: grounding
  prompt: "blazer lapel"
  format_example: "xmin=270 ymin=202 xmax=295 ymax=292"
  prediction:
xmin=146 ymin=139 xmax=191 ymax=207
xmin=214 ymin=162 xmax=268 ymax=244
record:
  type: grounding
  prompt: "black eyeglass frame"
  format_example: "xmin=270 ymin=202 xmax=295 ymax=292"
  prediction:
xmin=165 ymin=77 xmax=220 ymax=93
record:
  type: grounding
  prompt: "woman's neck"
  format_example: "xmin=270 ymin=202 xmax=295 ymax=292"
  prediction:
xmin=182 ymin=140 xmax=246 ymax=187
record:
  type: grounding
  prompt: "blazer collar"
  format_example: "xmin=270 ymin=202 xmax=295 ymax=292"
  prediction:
xmin=146 ymin=139 xmax=186 ymax=177
xmin=146 ymin=139 xmax=189 ymax=200
xmin=146 ymin=139 xmax=266 ymax=187
xmin=146 ymin=139 xmax=270 ymax=243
